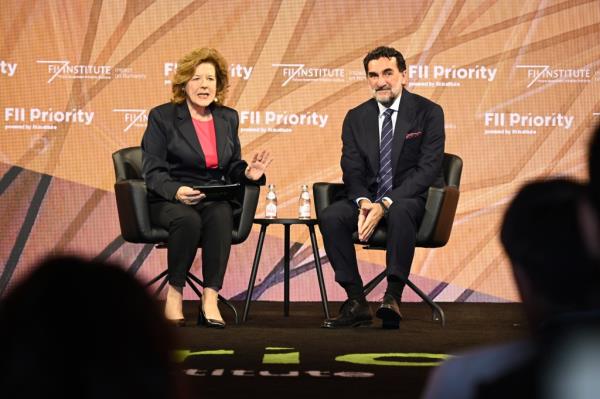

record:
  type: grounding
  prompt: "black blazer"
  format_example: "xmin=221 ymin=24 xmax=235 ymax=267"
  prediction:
xmin=141 ymin=102 xmax=264 ymax=202
xmin=340 ymin=89 xmax=445 ymax=203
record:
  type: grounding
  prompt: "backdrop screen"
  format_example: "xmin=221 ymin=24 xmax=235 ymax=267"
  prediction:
xmin=1 ymin=0 xmax=599 ymax=301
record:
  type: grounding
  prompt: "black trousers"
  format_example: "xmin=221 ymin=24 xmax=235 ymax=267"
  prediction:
xmin=318 ymin=197 xmax=425 ymax=299
xmin=149 ymin=200 xmax=233 ymax=289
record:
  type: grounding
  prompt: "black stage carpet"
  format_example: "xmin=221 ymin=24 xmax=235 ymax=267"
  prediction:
xmin=175 ymin=301 xmax=528 ymax=398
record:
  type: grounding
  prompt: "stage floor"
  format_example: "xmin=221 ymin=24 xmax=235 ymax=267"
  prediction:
xmin=173 ymin=301 xmax=528 ymax=398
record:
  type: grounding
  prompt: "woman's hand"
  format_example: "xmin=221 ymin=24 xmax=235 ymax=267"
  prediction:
xmin=245 ymin=150 xmax=273 ymax=181
xmin=175 ymin=186 xmax=205 ymax=205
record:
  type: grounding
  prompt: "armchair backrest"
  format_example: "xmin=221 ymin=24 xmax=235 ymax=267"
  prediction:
xmin=443 ymin=153 xmax=463 ymax=188
xmin=113 ymin=147 xmax=143 ymax=181
xmin=112 ymin=147 xmax=162 ymax=243
xmin=417 ymin=152 xmax=462 ymax=247
xmin=231 ymin=185 xmax=260 ymax=244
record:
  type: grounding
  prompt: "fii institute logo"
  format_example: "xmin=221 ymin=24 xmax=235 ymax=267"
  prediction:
xmin=37 ymin=60 xmax=146 ymax=83
xmin=163 ymin=63 xmax=253 ymax=85
xmin=483 ymin=112 xmax=574 ymax=136
xmin=37 ymin=60 xmax=112 ymax=83
xmin=113 ymin=109 xmax=148 ymax=132
xmin=516 ymin=65 xmax=595 ymax=88
xmin=4 ymin=107 xmax=94 ymax=130
xmin=408 ymin=64 xmax=497 ymax=88
xmin=0 ymin=60 xmax=17 ymax=77
xmin=272 ymin=64 xmax=345 ymax=86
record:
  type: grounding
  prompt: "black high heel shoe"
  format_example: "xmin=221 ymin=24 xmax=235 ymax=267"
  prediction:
xmin=197 ymin=305 xmax=226 ymax=329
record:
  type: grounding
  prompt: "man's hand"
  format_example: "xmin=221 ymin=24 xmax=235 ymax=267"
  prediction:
xmin=175 ymin=186 xmax=205 ymax=205
xmin=357 ymin=201 xmax=385 ymax=242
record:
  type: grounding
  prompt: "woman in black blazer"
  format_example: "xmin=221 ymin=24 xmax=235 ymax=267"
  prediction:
xmin=142 ymin=48 xmax=271 ymax=328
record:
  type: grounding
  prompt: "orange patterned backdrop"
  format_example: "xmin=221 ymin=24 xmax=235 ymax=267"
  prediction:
xmin=1 ymin=0 xmax=599 ymax=302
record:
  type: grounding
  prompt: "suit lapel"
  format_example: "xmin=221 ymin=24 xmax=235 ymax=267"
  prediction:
xmin=391 ymin=90 xmax=414 ymax=176
xmin=364 ymin=99 xmax=380 ymax=175
xmin=175 ymin=103 xmax=206 ymax=164
xmin=211 ymin=105 xmax=229 ymax=169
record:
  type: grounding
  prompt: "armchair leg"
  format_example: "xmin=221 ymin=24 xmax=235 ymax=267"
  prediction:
xmin=363 ymin=271 xmax=386 ymax=297
xmin=399 ymin=275 xmax=446 ymax=327
xmin=146 ymin=269 xmax=168 ymax=287
xmin=185 ymin=275 xmax=203 ymax=298
xmin=145 ymin=269 xmax=169 ymax=296
xmin=362 ymin=270 xmax=445 ymax=327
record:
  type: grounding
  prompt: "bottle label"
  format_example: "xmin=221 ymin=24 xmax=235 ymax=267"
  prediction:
xmin=266 ymin=203 xmax=277 ymax=218
xmin=299 ymin=203 xmax=310 ymax=219
xmin=301 ymin=191 xmax=310 ymax=200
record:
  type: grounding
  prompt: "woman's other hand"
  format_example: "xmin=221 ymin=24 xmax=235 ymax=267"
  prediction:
xmin=245 ymin=150 xmax=273 ymax=181
xmin=175 ymin=186 xmax=205 ymax=205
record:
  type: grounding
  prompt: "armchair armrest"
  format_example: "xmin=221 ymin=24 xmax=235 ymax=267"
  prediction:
xmin=232 ymin=185 xmax=260 ymax=244
xmin=313 ymin=182 xmax=346 ymax=219
xmin=114 ymin=179 xmax=167 ymax=243
xmin=417 ymin=185 xmax=460 ymax=247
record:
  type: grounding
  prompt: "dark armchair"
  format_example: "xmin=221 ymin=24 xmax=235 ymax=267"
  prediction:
xmin=112 ymin=146 xmax=260 ymax=323
xmin=313 ymin=153 xmax=463 ymax=326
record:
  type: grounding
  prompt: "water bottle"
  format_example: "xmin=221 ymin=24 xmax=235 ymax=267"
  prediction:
xmin=265 ymin=184 xmax=277 ymax=219
xmin=298 ymin=184 xmax=311 ymax=219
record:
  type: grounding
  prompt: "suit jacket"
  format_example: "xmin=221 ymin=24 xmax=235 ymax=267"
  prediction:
xmin=141 ymin=101 xmax=264 ymax=202
xmin=341 ymin=89 xmax=445 ymax=203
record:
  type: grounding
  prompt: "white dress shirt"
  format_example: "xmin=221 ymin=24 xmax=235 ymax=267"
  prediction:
xmin=356 ymin=93 xmax=402 ymax=208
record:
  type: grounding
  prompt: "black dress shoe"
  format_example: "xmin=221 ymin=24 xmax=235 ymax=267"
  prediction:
xmin=197 ymin=306 xmax=226 ymax=329
xmin=322 ymin=299 xmax=373 ymax=328
xmin=375 ymin=294 xmax=403 ymax=329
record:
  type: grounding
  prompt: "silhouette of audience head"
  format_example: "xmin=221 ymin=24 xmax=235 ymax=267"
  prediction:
xmin=0 ymin=255 xmax=184 ymax=399
xmin=581 ymin=122 xmax=600 ymax=259
xmin=588 ymin=123 xmax=600 ymax=208
xmin=500 ymin=178 xmax=600 ymax=329
xmin=476 ymin=177 xmax=600 ymax=399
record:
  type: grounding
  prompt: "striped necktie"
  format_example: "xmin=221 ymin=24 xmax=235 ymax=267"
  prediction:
xmin=376 ymin=108 xmax=394 ymax=202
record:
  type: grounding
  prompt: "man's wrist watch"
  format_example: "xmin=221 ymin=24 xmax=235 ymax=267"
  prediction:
xmin=378 ymin=200 xmax=389 ymax=217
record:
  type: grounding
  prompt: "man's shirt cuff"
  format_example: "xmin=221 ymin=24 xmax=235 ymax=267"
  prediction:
xmin=356 ymin=197 xmax=370 ymax=207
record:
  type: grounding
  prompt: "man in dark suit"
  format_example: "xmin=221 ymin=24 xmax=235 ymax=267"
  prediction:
xmin=319 ymin=46 xmax=445 ymax=329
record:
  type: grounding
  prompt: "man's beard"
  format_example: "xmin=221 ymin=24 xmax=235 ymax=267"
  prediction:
xmin=373 ymin=89 xmax=397 ymax=107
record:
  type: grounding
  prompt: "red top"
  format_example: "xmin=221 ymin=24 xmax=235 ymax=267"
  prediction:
xmin=192 ymin=118 xmax=218 ymax=169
